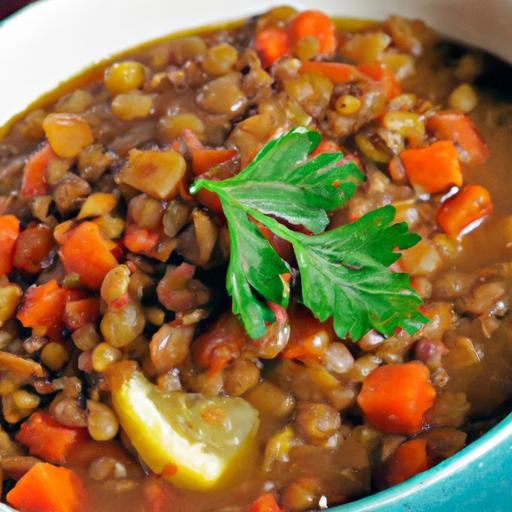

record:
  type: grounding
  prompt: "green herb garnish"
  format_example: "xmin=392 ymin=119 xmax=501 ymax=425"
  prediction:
xmin=190 ymin=127 xmax=427 ymax=340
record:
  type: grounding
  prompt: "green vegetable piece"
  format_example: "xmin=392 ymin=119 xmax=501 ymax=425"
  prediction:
xmin=191 ymin=127 xmax=427 ymax=340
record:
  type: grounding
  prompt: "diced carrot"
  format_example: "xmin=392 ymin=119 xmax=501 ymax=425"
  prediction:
xmin=400 ymin=141 xmax=462 ymax=193
xmin=281 ymin=309 xmax=332 ymax=360
xmin=357 ymin=63 xmax=401 ymax=99
xmin=21 ymin=143 xmax=53 ymax=197
xmin=14 ymin=223 xmax=54 ymax=274
xmin=436 ymin=184 xmax=493 ymax=237
xmin=17 ymin=280 xmax=66 ymax=336
xmin=191 ymin=148 xmax=238 ymax=176
xmin=16 ymin=412 xmax=88 ymax=464
xmin=249 ymin=492 xmax=283 ymax=512
xmin=309 ymin=139 xmax=342 ymax=156
xmin=123 ymin=223 xmax=160 ymax=254
xmin=59 ymin=221 xmax=118 ymax=289
xmin=7 ymin=462 xmax=86 ymax=512
xmin=63 ymin=297 xmax=100 ymax=331
xmin=288 ymin=10 xmax=337 ymax=56
xmin=255 ymin=27 xmax=291 ymax=68
xmin=385 ymin=439 xmax=430 ymax=486
xmin=0 ymin=214 xmax=20 ymax=277
xmin=300 ymin=61 xmax=353 ymax=83
xmin=357 ymin=362 xmax=436 ymax=434
xmin=426 ymin=111 xmax=489 ymax=166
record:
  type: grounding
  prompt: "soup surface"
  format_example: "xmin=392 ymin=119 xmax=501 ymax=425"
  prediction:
xmin=0 ymin=7 xmax=511 ymax=512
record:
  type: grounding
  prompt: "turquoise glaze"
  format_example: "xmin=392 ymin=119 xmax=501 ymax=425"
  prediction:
xmin=333 ymin=412 xmax=512 ymax=511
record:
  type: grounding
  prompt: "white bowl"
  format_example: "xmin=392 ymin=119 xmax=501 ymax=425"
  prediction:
xmin=0 ymin=0 xmax=511 ymax=128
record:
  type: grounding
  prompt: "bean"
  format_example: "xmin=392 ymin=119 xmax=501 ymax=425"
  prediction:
xmin=322 ymin=342 xmax=354 ymax=374
xmin=448 ymin=83 xmax=478 ymax=113
xmin=149 ymin=322 xmax=195 ymax=374
xmin=244 ymin=381 xmax=295 ymax=418
xmin=101 ymin=265 xmax=130 ymax=305
xmin=202 ymin=44 xmax=238 ymax=76
xmin=0 ymin=284 xmax=22 ymax=327
xmin=128 ymin=195 xmax=163 ymax=230
xmin=49 ymin=394 xmax=87 ymax=427
xmin=295 ymin=402 xmax=341 ymax=443
xmin=12 ymin=390 xmax=40 ymax=410
xmin=223 ymin=359 xmax=260 ymax=396
xmin=40 ymin=342 xmax=69 ymax=371
xmin=111 ymin=92 xmax=153 ymax=121
xmin=91 ymin=343 xmax=122 ymax=373
xmin=158 ymin=113 xmax=205 ymax=142
xmin=197 ymin=74 xmax=247 ymax=117
xmin=43 ymin=113 xmax=93 ymax=158
xmin=100 ymin=300 xmax=145 ymax=348
xmin=282 ymin=476 xmax=322 ymax=512
xmin=104 ymin=61 xmax=145 ymax=96
xmin=294 ymin=36 xmax=319 ymax=61
xmin=87 ymin=400 xmax=119 ymax=441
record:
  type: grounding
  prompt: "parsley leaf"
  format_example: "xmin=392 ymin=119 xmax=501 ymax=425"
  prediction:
xmin=191 ymin=128 xmax=427 ymax=340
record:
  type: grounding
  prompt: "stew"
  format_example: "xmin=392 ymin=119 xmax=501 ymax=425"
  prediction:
xmin=0 ymin=6 xmax=511 ymax=511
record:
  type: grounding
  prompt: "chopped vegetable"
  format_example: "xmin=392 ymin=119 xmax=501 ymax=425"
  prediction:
xmin=299 ymin=61 xmax=353 ymax=83
xmin=249 ymin=493 xmax=283 ymax=512
xmin=436 ymin=184 xmax=493 ymax=236
xmin=254 ymin=27 xmax=291 ymax=67
xmin=13 ymin=223 xmax=53 ymax=274
xmin=118 ymin=149 xmax=186 ymax=200
xmin=7 ymin=462 xmax=86 ymax=512
xmin=43 ymin=113 xmax=94 ymax=158
xmin=63 ymin=297 xmax=100 ymax=331
xmin=357 ymin=362 xmax=436 ymax=434
xmin=0 ymin=282 xmax=23 ymax=327
xmin=385 ymin=438 xmax=430 ymax=486
xmin=0 ymin=215 xmax=20 ymax=277
xmin=78 ymin=192 xmax=118 ymax=219
xmin=17 ymin=280 xmax=66 ymax=336
xmin=400 ymin=141 xmax=462 ymax=193
xmin=16 ymin=412 xmax=88 ymax=464
xmin=357 ymin=63 xmax=401 ymax=98
xmin=123 ymin=224 xmax=160 ymax=253
xmin=191 ymin=148 xmax=238 ymax=176
xmin=191 ymin=128 xmax=426 ymax=340
xmin=107 ymin=362 xmax=259 ymax=491
xmin=59 ymin=221 xmax=118 ymax=289
xmin=21 ymin=144 xmax=53 ymax=197
xmin=426 ymin=111 xmax=489 ymax=166
xmin=289 ymin=10 xmax=337 ymax=56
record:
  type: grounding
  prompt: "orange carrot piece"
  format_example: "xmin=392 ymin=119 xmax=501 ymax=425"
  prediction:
xmin=255 ymin=27 xmax=291 ymax=67
xmin=300 ymin=61 xmax=353 ymax=83
xmin=191 ymin=148 xmax=238 ymax=176
xmin=426 ymin=111 xmax=489 ymax=166
xmin=288 ymin=10 xmax=337 ymax=56
xmin=59 ymin=221 xmax=118 ymax=289
xmin=63 ymin=297 xmax=100 ymax=331
xmin=17 ymin=280 xmax=66 ymax=335
xmin=310 ymin=139 xmax=342 ymax=156
xmin=400 ymin=141 xmax=462 ymax=193
xmin=357 ymin=63 xmax=401 ymax=99
xmin=16 ymin=412 xmax=88 ymax=464
xmin=123 ymin=224 xmax=160 ymax=254
xmin=249 ymin=493 xmax=283 ymax=512
xmin=7 ymin=462 xmax=86 ymax=512
xmin=0 ymin=214 xmax=20 ymax=277
xmin=357 ymin=362 xmax=436 ymax=434
xmin=436 ymin=184 xmax=493 ymax=237
xmin=385 ymin=439 xmax=430 ymax=487
xmin=21 ymin=143 xmax=53 ymax=197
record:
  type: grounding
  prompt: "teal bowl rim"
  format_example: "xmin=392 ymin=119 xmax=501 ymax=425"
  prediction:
xmin=332 ymin=411 xmax=512 ymax=510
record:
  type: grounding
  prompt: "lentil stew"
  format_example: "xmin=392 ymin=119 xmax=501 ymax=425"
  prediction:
xmin=0 ymin=7 xmax=512 ymax=512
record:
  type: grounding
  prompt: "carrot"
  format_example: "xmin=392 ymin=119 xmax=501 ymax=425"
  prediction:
xmin=357 ymin=63 xmax=401 ymax=99
xmin=249 ymin=492 xmax=283 ymax=512
xmin=7 ymin=462 xmax=86 ymax=512
xmin=385 ymin=438 xmax=430 ymax=487
xmin=17 ymin=280 xmax=66 ymax=336
xmin=16 ymin=412 xmax=88 ymax=464
xmin=63 ymin=297 xmax=100 ymax=331
xmin=255 ymin=27 xmax=291 ymax=68
xmin=299 ymin=61 xmax=353 ymax=83
xmin=288 ymin=10 xmax=337 ymax=56
xmin=191 ymin=148 xmax=238 ymax=176
xmin=59 ymin=221 xmax=118 ymax=289
xmin=400 ymin=141 xmax=462 ymax=193
xmin=281 ymin=311 xmax=331 ymax=360
xmin=21 ymin=143 xmax=53 ymax=197
xmin=123 ymin=223 xmax=160 ymax=254
xmin=426 ymin=111 xmax=489 ymax=166
xmin=309 ymin=139 xmax=342 ymax=156
xmin=357 ymin=362 xmax=436 ymax=434
xmin=0 ymin=214 xmax=20 ymax=277
xmin=436 ymin=184 xmax=493 ymax=237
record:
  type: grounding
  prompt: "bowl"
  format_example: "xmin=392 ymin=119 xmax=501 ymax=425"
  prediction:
xmin=1 ymin=1 xmax=512 ymax=510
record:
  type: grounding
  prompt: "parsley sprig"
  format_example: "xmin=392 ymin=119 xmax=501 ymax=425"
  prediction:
xmin=190 ymin=128 xmax=427 ymax=340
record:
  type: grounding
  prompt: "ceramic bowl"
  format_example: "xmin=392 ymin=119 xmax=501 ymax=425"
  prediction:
xmin=1 ymin=1 xmax=511 ymax=510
